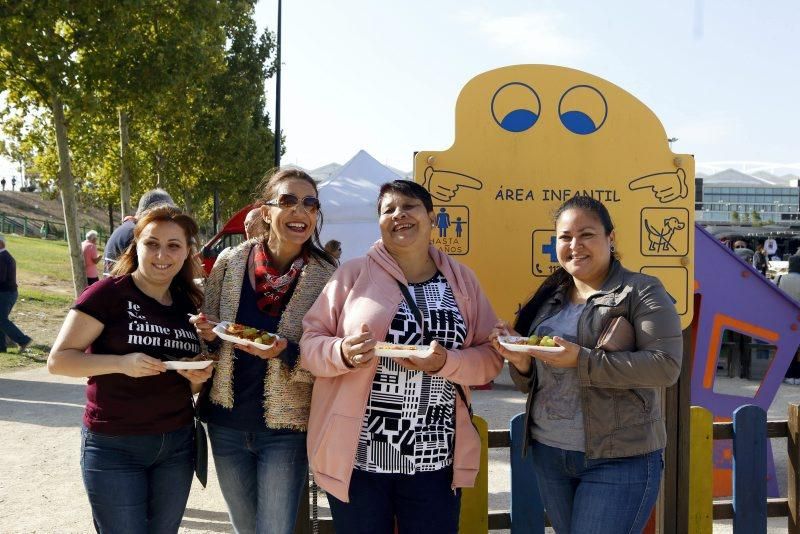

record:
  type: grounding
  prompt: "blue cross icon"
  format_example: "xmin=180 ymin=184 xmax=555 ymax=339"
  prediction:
xmin=541 ymin=236 xmax=557 ymax=262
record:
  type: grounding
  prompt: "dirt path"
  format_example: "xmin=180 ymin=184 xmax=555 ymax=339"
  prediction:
xmin=0 ymin=367 xmax=232 ymax=534
xmin=2 ymin=364 xmax=797 ymax=533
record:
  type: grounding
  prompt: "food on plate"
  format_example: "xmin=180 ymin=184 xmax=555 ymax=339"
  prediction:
xmin=509 ymin=334 xmax=557 ymax=347
xmin=375 ymin=343 xmax=419 ymax=351
xmin=225 ymin=323 xmax=277 ymax=346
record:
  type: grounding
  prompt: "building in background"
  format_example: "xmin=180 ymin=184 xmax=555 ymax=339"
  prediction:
xmin=696 ymin=168 xmax=800 ymax=225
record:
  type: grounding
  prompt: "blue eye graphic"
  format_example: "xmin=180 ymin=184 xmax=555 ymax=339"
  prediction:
xmin=491 ymin=82 xmax=541 ymax=133
xmin=558 ymin=85 xmax=607 ymax=135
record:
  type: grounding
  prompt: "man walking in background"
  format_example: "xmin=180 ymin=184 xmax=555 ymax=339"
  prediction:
xmin=103 ymin=188 xmax=175 ymax=275
xmin=0 ymin=235 xmax=32 ymax=353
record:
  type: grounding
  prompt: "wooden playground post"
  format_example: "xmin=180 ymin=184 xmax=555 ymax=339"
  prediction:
xmin=789 ymin=403 xmax=800 ymax=534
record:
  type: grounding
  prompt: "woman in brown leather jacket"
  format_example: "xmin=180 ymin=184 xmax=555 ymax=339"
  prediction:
xmin=490 ymin=195 xmax=682 ymax=534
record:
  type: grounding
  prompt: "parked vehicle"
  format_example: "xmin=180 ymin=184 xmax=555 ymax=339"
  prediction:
xmin=200 ymin=205 xmax=250 ymax=275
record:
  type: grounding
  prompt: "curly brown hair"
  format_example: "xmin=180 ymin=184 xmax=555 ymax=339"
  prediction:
xmin=111 ymin=205 xmax=204 ymax=308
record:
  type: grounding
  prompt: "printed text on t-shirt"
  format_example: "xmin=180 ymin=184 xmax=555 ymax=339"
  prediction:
xmin=126 ymin=301 xmax=200 ymax=353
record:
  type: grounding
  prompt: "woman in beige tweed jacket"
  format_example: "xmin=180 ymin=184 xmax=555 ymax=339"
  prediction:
xmin=193 ymin=168 xmax=337 ymax=534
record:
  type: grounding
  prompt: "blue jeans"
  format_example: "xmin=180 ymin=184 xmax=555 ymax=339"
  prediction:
xmin=207 ymin=423 xmax=308 ymax=534
xmin=0 ymin=290 xmax=30 ymax=352
xmin=80 ymin=425 xmax=194 ymax=534
xmin=530 ymin=441 xmax=662 ymax=534
xmin=328 ymin=467 xmax=461 ymax=534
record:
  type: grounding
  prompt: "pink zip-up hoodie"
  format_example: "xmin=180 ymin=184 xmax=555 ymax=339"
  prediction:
xmin=300 ymin=241 xmax=503 ymax=503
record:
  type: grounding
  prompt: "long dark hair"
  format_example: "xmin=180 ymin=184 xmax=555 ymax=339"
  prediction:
xmin=514 ymin=195 xmax=617 ymax=334
xmin=256 ymin=168 xmax=337 ymax=266
xmin=111 ymin=205 xmax=204 ymax=309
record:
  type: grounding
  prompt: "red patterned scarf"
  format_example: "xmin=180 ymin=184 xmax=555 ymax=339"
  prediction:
xmin=253 ymin=242 xmax=306 ymax=313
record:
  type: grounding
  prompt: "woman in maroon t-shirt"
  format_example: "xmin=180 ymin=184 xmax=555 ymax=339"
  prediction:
xmin=48 ymin=205 xmax=213 ymax=534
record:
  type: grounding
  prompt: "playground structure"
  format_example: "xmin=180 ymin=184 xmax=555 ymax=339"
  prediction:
xmin=294 ymin=404 xmax=799 ymax=533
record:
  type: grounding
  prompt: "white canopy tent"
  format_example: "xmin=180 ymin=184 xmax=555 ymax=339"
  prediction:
xmin=317 ymin=150 xmax=406 ymax=262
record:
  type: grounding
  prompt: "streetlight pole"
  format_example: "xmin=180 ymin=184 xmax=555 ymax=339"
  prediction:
xmin=273 ymin=0 xmax=282 ymax=169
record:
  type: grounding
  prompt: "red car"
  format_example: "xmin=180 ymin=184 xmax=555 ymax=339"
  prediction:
xmin=200 ymin=204 xmax=251 ymax=275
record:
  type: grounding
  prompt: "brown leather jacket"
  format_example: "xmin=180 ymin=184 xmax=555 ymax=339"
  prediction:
xmin=510 ymin=260 xmax=683 ymax=459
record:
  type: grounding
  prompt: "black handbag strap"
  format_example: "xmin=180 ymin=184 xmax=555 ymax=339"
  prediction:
xmin=396 ymin=280 xmax=473 ymax=417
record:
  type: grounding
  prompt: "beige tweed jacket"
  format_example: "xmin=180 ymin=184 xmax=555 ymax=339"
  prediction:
xmin=202 ymin=240 xmax=336 ymax=431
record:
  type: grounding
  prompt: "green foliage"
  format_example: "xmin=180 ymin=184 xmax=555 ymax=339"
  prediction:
xmin=1 ymin=1 xmax=279 ymax=227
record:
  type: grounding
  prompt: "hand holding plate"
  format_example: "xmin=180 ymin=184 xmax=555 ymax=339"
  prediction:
xmin=236 ymin=337 xmax=288 ymax=360
xmin=528 ymin=336 xmax=579 ymax=368
xmin=490 ymin=320 xmax=532 ymax=374
xmin=397 ymin=340 xmax=447 ymax=373
xmin=177 ymin=355 xmax=215 ymax=383
xmin=341 ymin=323 xmax=376 ymax=368
xmin=119 ymin=352 xmax=167 ymax=378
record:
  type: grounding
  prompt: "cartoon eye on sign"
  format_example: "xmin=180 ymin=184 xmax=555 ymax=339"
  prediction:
xmin=491 ymin=82 xmax=541 ymax=132
xmin=558 ymin=85 xmax=608 ymax=135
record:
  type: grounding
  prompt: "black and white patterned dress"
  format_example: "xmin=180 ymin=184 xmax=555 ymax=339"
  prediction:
xmin=354 ymin=272 xmax=467 ymax=474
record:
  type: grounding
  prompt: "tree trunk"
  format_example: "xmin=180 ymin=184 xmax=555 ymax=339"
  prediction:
xmin=154 ymin=151 xmax=163 ymax=187
xmin=51 ymin=95 xmax=86 ymax=296
xmin=182 ymin=187 xmax=193 ymax=217
xmin=118 ymin=109 xmax=132 ymax=218
xmin=107 ymin=201 xmax=114 ymax=235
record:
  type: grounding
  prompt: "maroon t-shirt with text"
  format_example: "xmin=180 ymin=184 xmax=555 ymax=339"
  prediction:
xmin=74 ymin=275 xmax=201 ymax=435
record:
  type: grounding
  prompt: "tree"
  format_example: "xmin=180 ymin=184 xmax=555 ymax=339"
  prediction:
xmin=0 ymin=2 xmax=91 ymax=295
xmin=77 ymin=0 xmax=229 ymax=219
xmin=731 ymin=210 xmax=740 ymax=223
xmin=188 ymin=4 xmax=278 ymax=222
xmin=1 ymin=0 xmax=279 ymax=255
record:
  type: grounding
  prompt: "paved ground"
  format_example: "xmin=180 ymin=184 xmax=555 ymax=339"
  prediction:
xmin=1 ymin=365 xmax=798 ymax=533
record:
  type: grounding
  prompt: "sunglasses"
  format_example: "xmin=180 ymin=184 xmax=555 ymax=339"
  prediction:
xmin=266 ymin=194 xmax=321 ymax=213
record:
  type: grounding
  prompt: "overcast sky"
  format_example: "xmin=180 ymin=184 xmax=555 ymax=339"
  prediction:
xmin=2 ymin=1 xmax=798 ymax=180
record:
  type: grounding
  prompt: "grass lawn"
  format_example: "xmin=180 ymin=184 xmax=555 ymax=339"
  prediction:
xmin=5 ymin=234 xmax=79 ymax=285
xmin=1 ymin=234 xmax=76 ymax=371
xmin=0 ymin=292 xmax=69 ymax=371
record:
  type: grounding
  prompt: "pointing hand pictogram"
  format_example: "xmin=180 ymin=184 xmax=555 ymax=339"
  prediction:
xmin=424 ymin=166 xmax=483 ymax=202
xmin=629 ymin=168 xmax=688 ymax=203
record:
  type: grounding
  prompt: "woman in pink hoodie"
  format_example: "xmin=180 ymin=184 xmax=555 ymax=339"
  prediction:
xmin=301 ymin=180 xmax=502 ymax=534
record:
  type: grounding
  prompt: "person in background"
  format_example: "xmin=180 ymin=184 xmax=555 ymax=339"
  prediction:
xmin=753 ymin=243 xmax=769 ymax=276
xmin=104 ymin=188 xmax=175 ymax=275
xmin=82 ymin=230 xmax=102 ymax=286
xmin=0 ymin=235 xmax=32 ymax=353
xmin=301 ymin=180 xmax=502 ymax=534
xmin=323 ymin=239 xmax=342 ymax=260
xmin=491 ymin=195 xmax=682 ymax=534
xmin=777 ymin=256 xmax=800 ymax=384
xmin=732 ymin=240 xmax=754 ymax=264
xmin=48 ymin=205 xmax=212 ymax=533
xmin=243 ymin=206 xmax=267 ymax=240
xmin=192 ymin=168 xmax=337 ymax=534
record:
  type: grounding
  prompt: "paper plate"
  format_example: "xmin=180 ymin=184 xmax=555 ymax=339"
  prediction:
xmin=374 ymin=344 xmax=431 ymax=358
xmin=164 ymin=360 xmax=214 ymax=370
xmin=213 ymin=322 xmax=279 ymax=351
xmin=498 ymin=336 xmax=563 ymax=353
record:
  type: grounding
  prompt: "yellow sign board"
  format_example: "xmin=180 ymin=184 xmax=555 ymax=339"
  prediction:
xmin=415 ymin=65 xmax=694 ymax=328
